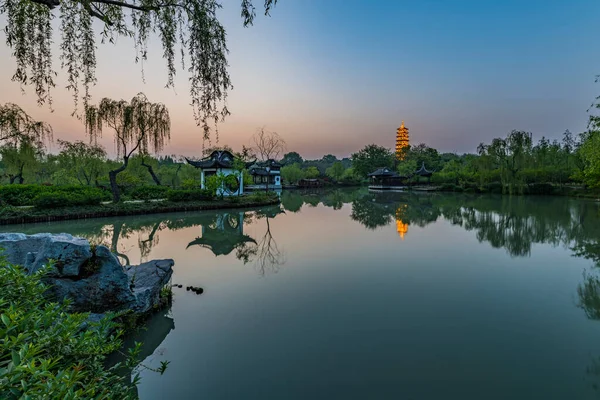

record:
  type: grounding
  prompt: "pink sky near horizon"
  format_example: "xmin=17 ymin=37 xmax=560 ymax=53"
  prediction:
xmin=1 ymin=1 xmax=598 ymax=160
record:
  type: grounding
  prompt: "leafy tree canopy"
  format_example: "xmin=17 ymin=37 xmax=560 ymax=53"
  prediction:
xmin=351 ymin=144 xmax=394 ymax=177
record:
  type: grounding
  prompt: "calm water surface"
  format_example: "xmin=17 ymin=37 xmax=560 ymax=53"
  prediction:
xmin=4 ymin=189 xmax=600 ymax=399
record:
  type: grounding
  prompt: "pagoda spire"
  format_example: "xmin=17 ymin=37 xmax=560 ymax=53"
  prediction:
xmin=395 ymin=120 xmax=410 ymax=160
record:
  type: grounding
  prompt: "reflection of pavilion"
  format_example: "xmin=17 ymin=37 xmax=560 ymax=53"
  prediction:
xmin=395 ymin=205 xmax=409 ymax=240
xmin=186 ymin=212 xmax=256 ymax=256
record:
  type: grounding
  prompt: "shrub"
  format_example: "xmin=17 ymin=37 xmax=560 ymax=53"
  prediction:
xmin=0 ymin=262 xmax=147 ymax=399
xmin=33 ymin=188 xmax=105 ymax=209
xmin=129 ymin=185 xmax=170 ymax=201
xmin=0 ymin=185 xmax=111 ymax=206
xmin=166 ymin=189 xmax=213 ymax=202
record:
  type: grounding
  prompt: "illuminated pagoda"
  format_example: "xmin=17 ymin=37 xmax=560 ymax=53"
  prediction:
xmin=395 ymin=121 xmax=410 ymax=160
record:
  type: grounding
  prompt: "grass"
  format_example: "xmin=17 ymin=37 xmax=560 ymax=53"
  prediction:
xmin=0 ymin=194 xmax=280 ymax=225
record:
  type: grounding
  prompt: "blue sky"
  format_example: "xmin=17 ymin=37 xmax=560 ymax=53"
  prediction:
xmin=0 ymin=0 xmax=598 ymax=158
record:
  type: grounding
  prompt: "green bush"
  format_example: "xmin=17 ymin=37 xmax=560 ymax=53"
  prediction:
xmin=166 ymin=189 xmax=213 ymax=202
xmin=129 ymin=185 xmax=170 ymax=200
xmin=0 ymin=262 xmax=146 ymax=399
xmin=33 ymin=188 xmax=105 ymax=209
xmin=0 ymin=185 xmax=111 ymax=206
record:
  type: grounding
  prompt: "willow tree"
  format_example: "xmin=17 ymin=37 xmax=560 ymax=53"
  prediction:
xmin=1 ymin=0 xmax=277 ymax=138
xmin=0 ymin=103 xmax=52 ymax=145
xmin=86 ymin=93 xmax=170 ymax=202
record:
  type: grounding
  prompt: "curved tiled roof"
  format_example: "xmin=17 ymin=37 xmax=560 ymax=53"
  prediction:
xmin=414 ymin=162 xmax=434 ymax=176
xmin=186 ymin=150 xmax=235 ymax=169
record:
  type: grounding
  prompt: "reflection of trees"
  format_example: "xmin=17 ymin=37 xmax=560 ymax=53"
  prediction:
xmin=237 ymin=206 xmax=286 ymax=276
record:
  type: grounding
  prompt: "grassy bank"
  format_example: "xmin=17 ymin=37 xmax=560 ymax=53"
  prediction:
xmin=0 ymin=194 xmax=280 ymax=225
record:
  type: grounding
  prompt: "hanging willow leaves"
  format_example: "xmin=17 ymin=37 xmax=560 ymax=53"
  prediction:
xmin=84 ymin=92 xmax=170 ymax=202
xmin=0 ymin=103 xmax=53 ymax=146
xmin=1 ymin=0 xmax=278 ymax=139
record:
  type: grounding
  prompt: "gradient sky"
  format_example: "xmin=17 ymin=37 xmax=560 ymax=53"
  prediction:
xmin=1 ymin=0 xmax=599 ymax=159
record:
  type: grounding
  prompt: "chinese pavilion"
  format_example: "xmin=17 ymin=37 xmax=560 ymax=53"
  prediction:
xmin=186 ymin=150 xmax=243 ymax=196
xmin=396 ymin=121 xmax=410 ymax=160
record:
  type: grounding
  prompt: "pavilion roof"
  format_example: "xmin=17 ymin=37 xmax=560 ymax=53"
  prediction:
xmin=186 ymin=150 xmax=235 ymax=169
xmin=368 ymin=167 xmax=398 ymax=177
xmin=414 ymin=162 xmax=434 ymax=177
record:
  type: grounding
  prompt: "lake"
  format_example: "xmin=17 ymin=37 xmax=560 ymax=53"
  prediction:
xmin=3 ymin=188 xmax=600 ymax=399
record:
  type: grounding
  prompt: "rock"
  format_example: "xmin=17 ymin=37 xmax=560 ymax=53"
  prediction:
xmin=0 ymin=233 xmax=91 ymax=277
xmin=0 ymin=233 xmax=174 ymax=315
xmin=49 ymin=244 xmax=136 ymax=313
xmin=126 ymin=259 xmax=174 ymax=314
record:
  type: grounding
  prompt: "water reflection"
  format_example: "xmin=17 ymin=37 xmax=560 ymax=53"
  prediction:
xmin=280 ymin=189 xmax=600 ymax=263
xmin=4 ymin=189 xmax=600 ymax=398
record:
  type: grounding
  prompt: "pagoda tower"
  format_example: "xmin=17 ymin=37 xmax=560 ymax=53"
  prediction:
xmin=395 ymin=121 xmax=409 ymax=160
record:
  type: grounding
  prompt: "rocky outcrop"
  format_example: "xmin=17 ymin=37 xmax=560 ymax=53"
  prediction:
xmin=0 ymin=233 xmax=174 ymax=314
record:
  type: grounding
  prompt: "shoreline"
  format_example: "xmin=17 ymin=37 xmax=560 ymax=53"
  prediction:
xmin=0 ymin=197 xmax=280 ymax=226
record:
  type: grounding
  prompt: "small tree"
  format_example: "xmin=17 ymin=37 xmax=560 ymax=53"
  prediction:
xmin=304 ymin=166 xmax=320 ymax=179
xmin=252 ymin=128 xmax=286 ymax=161
xmin=85 ymin=93 xmax=170 ymax=202
xmin=351 ymin=144 xmax=394 ymax=177
xmin=281 ymin=151 xmax=303 ymax=166
xmin=281 ymin=163 xmax=305 ymax=184
xmin=326 ymin=161 xmax=345 ymax=182
xmin=56 ymin=139 xmax=106 ymax=185
xmin=0 ymin=137 xmax=41 ymax=184
xmin=0 ymin=103 xmax=52 ymax=146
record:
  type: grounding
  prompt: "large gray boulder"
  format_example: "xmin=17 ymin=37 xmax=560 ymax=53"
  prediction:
xmin=0 ymin=233 xmax=91 ymax=277
xmin=0 ymin=233 xmax=174 ymax=314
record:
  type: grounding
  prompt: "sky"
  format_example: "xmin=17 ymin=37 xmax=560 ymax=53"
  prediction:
xmin=1 ymin=0 xmax=599 ymax=159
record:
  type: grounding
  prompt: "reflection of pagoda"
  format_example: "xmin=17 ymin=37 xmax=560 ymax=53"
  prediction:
xmin=396 ymin=121 xmax=410 ymax=160
xmin=187 ymin=212 xmax=256 ymax=256
xmin=395 ymin=205 xmax=409 ymax=240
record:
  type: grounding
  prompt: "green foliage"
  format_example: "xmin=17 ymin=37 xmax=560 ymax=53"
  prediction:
xmin=130 ymin=185 xmax=170 ymax=201
xmin=351 ymin=144 xmax=395 ymax=177
xmin=579 ymin=131 xmax=600 ymax=188
xmin=339 ymin=167 xmax=363 ymax=185
xmin=304 ymin=166 xmax=320 ymax=179
xmin=204 ymin=173 xmax=227 ymax=198
xmin=0 ymin=103 xmax=53 ymax=145
xmin=33 ymin=188 xmax=105 ymax=208
xmin=281 ymin=151 xmax=303 ymax=166
xmin=0 ymin=184 xmax=111 ymax=206
xmin=0 ymin=137 xmax=41 ymax=184
xmin=166 ymin=189 xmax=213 ymax=202
xmin=281 ymin=163 xmax=305 ymax=184
xmin=0 ymin=262 xmax=139 ymax=399
xmin=326 ymin=161 xmax=345 ymax=181
xmin=56 ymin=140 xmax=106 ymax=186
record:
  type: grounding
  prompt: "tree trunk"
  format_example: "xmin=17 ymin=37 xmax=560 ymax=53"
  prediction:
xmin=109 ymin=158 xmax=129 ymax=203
xmin=141 ymin=159 xmax=161 ymax=185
